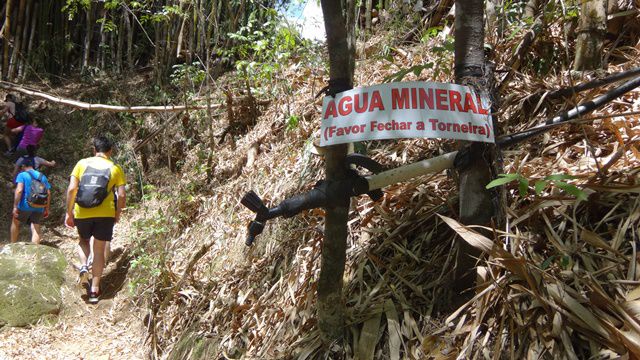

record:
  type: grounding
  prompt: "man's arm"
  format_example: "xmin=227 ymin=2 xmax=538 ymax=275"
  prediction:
xmin=11 ymin=125 xmax=24 ymax=134
xmin=115 ymin=185 xmax=126 ymax=223
xmin=13 ymin=183 xmax=24 ymax=218
xmin=65 ymin=176 xmax=79 ymax=227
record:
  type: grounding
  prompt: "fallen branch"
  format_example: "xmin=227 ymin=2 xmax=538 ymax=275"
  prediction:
xmin=0 ymin=80 xmax=224 ymax=113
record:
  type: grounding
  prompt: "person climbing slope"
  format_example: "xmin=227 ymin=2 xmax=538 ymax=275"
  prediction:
xmin=11 ymin=157 xmax=51 ymax=244
xmin=12 ymin=117 xmax=44 ymax=155
xmin=65 ymin=136 xmax=126 ymax=304
xmin=1 ymin=94 xmax=28 ymax=155
xmin=12 ymin=145 xmax=56 ymax=183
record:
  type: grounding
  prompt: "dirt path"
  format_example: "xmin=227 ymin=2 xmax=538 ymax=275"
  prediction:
xmin=0 ymin=156 xmax=147 ymax=359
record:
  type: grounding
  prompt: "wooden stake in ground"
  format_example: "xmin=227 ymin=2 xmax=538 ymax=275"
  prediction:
xmin=318 ymin=0 xmax=356 ymax=344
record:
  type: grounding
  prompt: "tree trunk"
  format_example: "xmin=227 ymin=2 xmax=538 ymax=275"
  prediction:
xmin=22 ymin=1 xmax=36 ymax=80
xmin=366 ymin=0 xmax=373 ymax=30
xmin=3 ymin=0 xmax=13 ymax=80
xmin=116 ymin=7 xmax=125 ymax=73
xmin=454 ymin=0 xmax=497 ymax=293
xmin=8 ymin=0 xmax=25 ymax=80
xmin=318 ymin=0 xmax=356 ymax=344
xmin=98 ymin=5 xmax=107 ymax=70
xmin=17 ymin=0 xmax=32 ymax=78
xmin=82 ymin=1 xmax=94 ymax=71
xmin=197 ymin=0 xmax=206 ymax=60
xmin=125 ymin=10 xmax=133 ymax=71
xmin=574 ymin=0 xmax=606 ymax=70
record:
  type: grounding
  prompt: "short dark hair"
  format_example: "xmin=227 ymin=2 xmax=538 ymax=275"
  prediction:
xmin=21 ymin=156 xmax=35 ymax=168
xmin=5 ymin=94 xmax=16 ymax=102
xmin=93 ymin=136 xmax=113 ymax=153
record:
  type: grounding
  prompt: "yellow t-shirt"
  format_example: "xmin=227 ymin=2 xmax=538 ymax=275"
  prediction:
xmin=71 ymin=156 xmax=126 ymax=219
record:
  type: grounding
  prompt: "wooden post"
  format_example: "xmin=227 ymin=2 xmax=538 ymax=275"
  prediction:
xmin=318 ymin=0 xmax=355 ymax=344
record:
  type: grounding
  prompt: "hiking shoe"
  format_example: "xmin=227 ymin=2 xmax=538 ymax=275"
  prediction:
xmin=78 ymin=265 xmax=90 ymax=286
xmin=88 ymin=290 xmax=101 ymax=304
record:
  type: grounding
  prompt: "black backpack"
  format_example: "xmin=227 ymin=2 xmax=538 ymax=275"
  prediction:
xmin=25 ymin=171 xmax=48 ymax=208
xmin=76 ymin=166 xmax=112 ymax=208
xmin=13 ymin=102 xmax=29 ymax=123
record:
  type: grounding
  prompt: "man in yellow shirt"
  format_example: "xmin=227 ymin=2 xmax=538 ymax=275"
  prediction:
xmin=65 ymin=136 xmax=126 ymax=304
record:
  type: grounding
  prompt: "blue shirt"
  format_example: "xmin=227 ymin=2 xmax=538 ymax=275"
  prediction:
xmin=15 ymin=170 xmax=51 ymax=213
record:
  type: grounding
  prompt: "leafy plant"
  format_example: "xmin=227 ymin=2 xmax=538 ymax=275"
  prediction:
xmin=286 ymin=115 xmax=300 ymax=131
xmin=170 ymin=61 xmax=206 ymax=93
xmin=486 ymin=173 xmax=587 ymax=200
xmin=222 ymin=8 xmax=309 ymax=94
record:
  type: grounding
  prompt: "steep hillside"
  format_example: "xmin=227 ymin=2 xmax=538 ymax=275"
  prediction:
xmin=120 ymin=33 xmax=640 ymax=360
xmin=0 ymin=6 xmax=639 ymax=360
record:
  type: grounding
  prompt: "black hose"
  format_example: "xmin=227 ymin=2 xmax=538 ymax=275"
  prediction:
xmin=497 ymin=75 xmax=640 ymax=147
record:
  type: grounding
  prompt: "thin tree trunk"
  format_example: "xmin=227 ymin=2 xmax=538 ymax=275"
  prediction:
xmin=98 ymin=5 xmax=107 ymax=70
xmin=574 ymin=0 xmax=607 ymax=70
xmin=176 ymin=17 xmax=186 ymax=59
xmin=3 ymin=0 xmax=13 ymax=80
xmin=116 ymin=7 xmax=125 ymax=73
xmin=317 ymin=0 xmax=356 ymax=344
xmin=82 ymin=2 xmax=94 ymax=71
xmin=22 ymin=1 xmax=36 ymax=80
xmin=197 ymin=0 xmax=206 ymax=60
xmin=17 ymin=0 xmax=31 ymax=78
xmin=125 ymin=10 xmax=133 ymax=71
xmin=366 ymin=0 xmax=372 ymax=30
xmin=454 ymin=0 xmax=497 ymax=293
xmin=8 ymin=0 xmax=25 ymax=79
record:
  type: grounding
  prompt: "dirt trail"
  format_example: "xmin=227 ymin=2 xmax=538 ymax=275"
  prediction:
xmin=0 ymin=155 xmax=147 ymax=359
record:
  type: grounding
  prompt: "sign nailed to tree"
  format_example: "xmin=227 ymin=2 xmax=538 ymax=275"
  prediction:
xmin=320 ymin=81 xmax=493 ymax=146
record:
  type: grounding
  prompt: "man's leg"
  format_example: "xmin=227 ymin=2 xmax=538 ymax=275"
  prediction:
xmin=91 ymin=239 xmax=107 ymax=291
xmin=30 ymin=223 xmax=42 ymax=244
xmin=77 ymin=238 xmax=91 ymax=267
xmin=29 ymin=212 xmax=43 ymax=244
xmin=105 ymin=241 xmax=111 ymax=264
xmin=10 ymin=217 xmax=20 ymax=243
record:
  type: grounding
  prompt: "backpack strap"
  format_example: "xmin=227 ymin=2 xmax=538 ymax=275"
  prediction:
xmin=25 ymin=170 xmax=42 ymax=182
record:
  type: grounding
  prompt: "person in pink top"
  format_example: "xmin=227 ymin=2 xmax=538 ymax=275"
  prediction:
xmin=12 ymin=118 xmax=44 ymax=155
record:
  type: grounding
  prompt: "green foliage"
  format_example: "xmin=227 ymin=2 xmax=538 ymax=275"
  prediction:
xmin=128 ymin=210 xmax=173 ymax=295
xmin=96 ymin=18 xmax=118 ymax=33
xmin=223 ymin=8 xmax=310 ymax=93
xmin=486 ymin=173 xmax=587 ymax=201
xmin=286 ymin=115 xmax=300 ymax=131
xmin=540 ymin=254 xmax=572 ymax=270
xmin=62 ymin=0 xmax=91 ymax=20
xmin=170 ymin=62 xmax=206 ymax=94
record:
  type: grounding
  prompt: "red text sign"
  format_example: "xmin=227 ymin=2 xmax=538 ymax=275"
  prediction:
xmin=320 ymin=81 xmax=493 ymax=146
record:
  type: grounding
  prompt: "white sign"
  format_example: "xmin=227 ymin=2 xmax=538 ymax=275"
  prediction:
xmin=320 ymin=81 xmax=493 ymax=146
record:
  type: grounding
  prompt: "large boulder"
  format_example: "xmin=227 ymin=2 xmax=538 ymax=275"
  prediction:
xmin=0 ymin=243 xmax=67 ymax=327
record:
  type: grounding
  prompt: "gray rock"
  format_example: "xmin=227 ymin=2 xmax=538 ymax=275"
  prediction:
xmin=0 ymin=243 xmax=67 ymax=327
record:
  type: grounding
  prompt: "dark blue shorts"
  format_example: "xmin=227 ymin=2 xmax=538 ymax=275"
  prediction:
xmin=75 ymin=217 xmax=115 ymax=241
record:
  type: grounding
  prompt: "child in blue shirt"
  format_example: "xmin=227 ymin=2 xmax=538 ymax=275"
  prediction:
xmin=11 ymin=157 xmax=51 ymax=244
